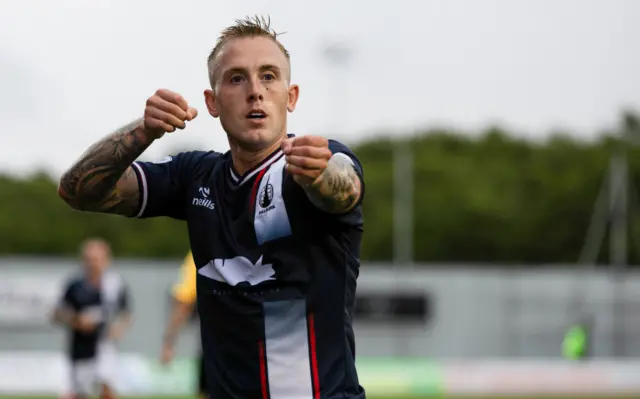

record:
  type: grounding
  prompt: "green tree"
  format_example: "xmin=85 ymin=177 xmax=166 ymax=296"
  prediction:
xmin=1 ymin=111 xmax=639 ymax=265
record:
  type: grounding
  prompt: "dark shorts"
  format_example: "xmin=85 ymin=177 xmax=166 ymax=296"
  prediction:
xmin=198 ymin=351 xmax=207 ymax=395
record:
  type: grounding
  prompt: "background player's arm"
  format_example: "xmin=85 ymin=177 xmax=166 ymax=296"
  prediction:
xmin=52 ymin=306 xmax=76 ymax=328
xmin=164 ymin=259 xmax=197 ymax=344
xmin=108 ymin=314 xmax=132 ymax=341
xmin=160 ymin=299 xmax=194 ymax=366
xmin=109 ymin=284 xmax=133 ymax=341
xmin=302 ymin=153 xmax=362 ymax=214
xmin=57 ymin=119 xmax=151 ymax=216
xmin=163 ymin=299 xmax=195 ymax=347
xmin=161 ymin=253 xmax=198 ymax=364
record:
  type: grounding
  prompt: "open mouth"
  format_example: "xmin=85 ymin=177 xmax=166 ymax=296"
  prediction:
xmin=246 ymin=109 xmax=267 ymax=120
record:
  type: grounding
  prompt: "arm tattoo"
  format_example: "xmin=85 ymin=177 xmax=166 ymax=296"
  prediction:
xmin=303 ymin=154 xmax=362 ymax=214
xmin=58 ymin=118 xmax=152 ymax=216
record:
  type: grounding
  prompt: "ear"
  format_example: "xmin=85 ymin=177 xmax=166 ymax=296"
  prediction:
xmin=204 ymin=89 xmax=219 ymax=118
xmin=286 ymin=84 xmax=299 ymax=113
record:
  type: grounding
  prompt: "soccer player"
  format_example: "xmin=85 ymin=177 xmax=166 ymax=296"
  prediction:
xmin=57 ymin=15 xmax=365 ymax=399
xmin=160 ymin=251 xmax=208 ymax=399
xmin=52 ymin=238 xmax=132 ymax=399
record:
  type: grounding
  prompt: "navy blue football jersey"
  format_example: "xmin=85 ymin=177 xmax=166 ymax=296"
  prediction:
xmin=57 ymin=272 xmax=130 ymax=360
xmin=131 ymin=137 xmax=365 ymax=399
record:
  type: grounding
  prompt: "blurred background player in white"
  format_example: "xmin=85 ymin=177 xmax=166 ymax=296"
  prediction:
xmin=51 ymin=238 xmax=132 ymax=399
xmin=159 ymin=251 xmax=207 ymax=399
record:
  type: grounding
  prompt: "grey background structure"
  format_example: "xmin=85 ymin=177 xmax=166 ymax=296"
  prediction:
xmin=1 ymin=258 xmax=639 ymax=360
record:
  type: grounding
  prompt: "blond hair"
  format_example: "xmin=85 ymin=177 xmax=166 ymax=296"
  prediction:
xmin=207 ymin=15 xmax=290 ymax=90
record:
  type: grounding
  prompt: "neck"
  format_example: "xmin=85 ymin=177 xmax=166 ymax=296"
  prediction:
xmin=86 ymin=271 xmax=102 ymax=286
xmin=229 ymin=134 xmax=286 ymax=175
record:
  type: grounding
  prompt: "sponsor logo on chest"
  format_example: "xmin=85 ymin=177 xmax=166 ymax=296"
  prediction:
xmin=198 ymin=255 xmax=275 ymax=286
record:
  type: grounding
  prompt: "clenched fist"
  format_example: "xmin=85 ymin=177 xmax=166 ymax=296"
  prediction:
xmin=281 ymin=135 xmax=332 ymax=185
xmin=143 ymin=89 xmax=198 ymax=139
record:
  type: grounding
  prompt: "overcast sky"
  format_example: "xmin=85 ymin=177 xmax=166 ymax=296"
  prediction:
xmin=1 ymin=0 xmax=639 ymax=177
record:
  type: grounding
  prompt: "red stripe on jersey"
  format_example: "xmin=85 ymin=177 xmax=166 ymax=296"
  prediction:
xmin=258 ymin=340 xmax=269 ymax=399
xmin=308 ymin=313 xmax=321 ymax=399
xmin=250 ymin=167 xmax=269 ymax=213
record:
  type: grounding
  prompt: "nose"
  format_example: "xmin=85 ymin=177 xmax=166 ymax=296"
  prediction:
xmin=247 ymin=77 xmax=265 ymax=102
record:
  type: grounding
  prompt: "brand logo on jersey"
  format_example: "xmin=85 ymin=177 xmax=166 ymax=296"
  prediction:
xmin=193 ymin=187 xmax=215 ymax=210
xmin=258 ymin=177 xmax=275 ymax=215
xmin=198 ymin=255 xmax=275 ymax=286
xmin=199 ymin=187 xmax=210 ymax=197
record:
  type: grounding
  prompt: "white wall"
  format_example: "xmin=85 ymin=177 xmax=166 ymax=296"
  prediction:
xmin=1 ymin=257 xmax=639 ymax=359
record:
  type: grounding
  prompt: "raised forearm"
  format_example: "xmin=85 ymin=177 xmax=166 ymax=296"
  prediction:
xmin=58 ymin=118 xmax=152 ymax=215
xmin=303 ymin=154 xmax=362 ymax=214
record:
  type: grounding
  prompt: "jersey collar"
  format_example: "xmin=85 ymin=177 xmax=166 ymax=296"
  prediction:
xmin=228 ymin=134 xmax=293 ymax=187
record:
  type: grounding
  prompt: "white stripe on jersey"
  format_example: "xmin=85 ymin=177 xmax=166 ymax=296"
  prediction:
xmin=132 ymin=162 xmax=148 ymax=218
xmin=263 ymin=299 xmax=316 ymax=399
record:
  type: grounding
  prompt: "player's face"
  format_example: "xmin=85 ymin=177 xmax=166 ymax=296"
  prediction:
xmin=205 ymin=36 xmax=299 ymax=151
xmin=82 ymin=242 xmax=110 ymax=276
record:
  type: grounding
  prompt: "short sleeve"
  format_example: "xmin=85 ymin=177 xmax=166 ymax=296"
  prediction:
xmin=131 ymin=151 xmax=216 ymax=220
xmin=328 ymin=139 xmax=365 ymax=208
xmin=171 ymin=252 xmax=197 ymax=305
